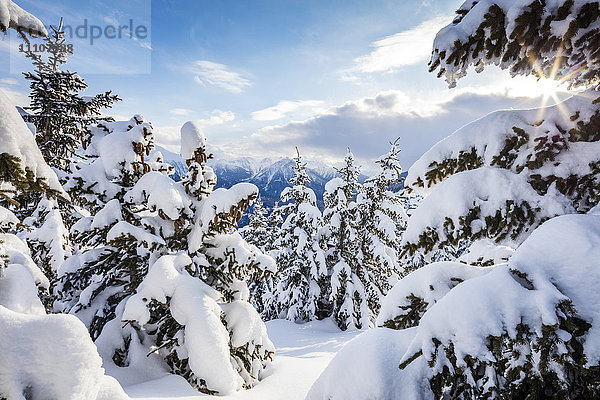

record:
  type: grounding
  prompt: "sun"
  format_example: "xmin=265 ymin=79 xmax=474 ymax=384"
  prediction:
xmin=536 ymin=77 xmax=564 ymax=99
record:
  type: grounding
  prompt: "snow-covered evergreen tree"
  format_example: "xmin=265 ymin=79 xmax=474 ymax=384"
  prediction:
xmin=321 ymin=149 xmax=367 ymax=330
xmin=263 ymin=148 xmax=327 ymax=323
xmin=56 ymin=115 xmax=167 ymax=339
xmin=241 ymin=195 xmax=274 ymax=313
xmin=61 ymin=120 xmax=277 ymax=395
xmin=242 ymin=195 xmax=270 ymax=251
xmin=355 ymin=139 xmax=408 ymax=317
xmin=21 ymin=19 xmax=119 ymax=171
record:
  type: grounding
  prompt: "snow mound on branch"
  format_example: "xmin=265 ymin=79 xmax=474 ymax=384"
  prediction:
xmin=401 ymin=213 xmax=600 ymax=369
xmin=402 ymin=167 xmax=573 ymax=248
xmin=125 ymin=172 xmax=191 ymax=220
xmin=0 ymin=0 xmax=47 ymax=36
xmin=457 ymin=239 xmax=515 ymax=265
xmin=180 ymin=121 xmax=206 ymax=159
xmin=314 ymin=214 xmax=600 ymax=398
xmin=376 ymin=261 xmax=492 ymax=327
xmin=306 ymin=327 xmax=432 ymax=400
xmin=122 ymin=253 xmax=243 ymax=395
xmin=97 ymin=120 xmax=152 ymax=179
xmin=106 ymin=221 xmax=165 ymax=251
xmin=189 ymin=183 xmax=258 ymax=251
xmin=90 ymin=199 xmax=123 ymax=229
xmin=406 ymin=93 xmax=598 ymax=195
xmin=0 ymin=306 xmax=129 ymax=400
xmin=430 ymin=0 xmax=600 ymax=87
xmin=21 ymin=198 xmax=70 ymax=273
xmin=0 ymin=205 xmax=18 ymax=230
xmin=0 ymin=233 xmax=48 ymax=315
xmin=0 ymin=90 xmax=67 ymax=199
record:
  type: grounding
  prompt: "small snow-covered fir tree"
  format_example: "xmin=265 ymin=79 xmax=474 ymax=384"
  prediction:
xmin=241 ymin=195 xmax=270 ymax=251
xmin=355 ymin=139 xmax=408 ymax=318
xmin=263 ymin=148 xmax=327 ymax=323
xmin=56 ymin=115 xmax=166 ymax=339
xmin=241 ymin=195 xmax=274 ymax=313
xmin=321 ymin=149 xmax=368 ymax=330
xmin=21 ymin=19 xmax=119 ymax=171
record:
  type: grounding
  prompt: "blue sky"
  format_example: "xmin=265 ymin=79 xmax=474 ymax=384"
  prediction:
xmin=0 ymin=0 xmax=568 ymax=171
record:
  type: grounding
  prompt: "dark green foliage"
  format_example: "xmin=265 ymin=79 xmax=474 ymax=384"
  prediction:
xmin=426 ymin=300 xmax=600 ymax=400
xmin=21 ymin=20 xmax=119 ymax=170
xmin=381 ymin=294 xmax=428 ymax=330
xmin=0 ymin=153 xmax=62 ymax=208
xmin=431 ymin=1 xmax=600 ymax=89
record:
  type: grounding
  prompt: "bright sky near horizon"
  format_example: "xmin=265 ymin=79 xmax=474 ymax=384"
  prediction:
xmin=0 ymin=0 xmax=570 ymax=171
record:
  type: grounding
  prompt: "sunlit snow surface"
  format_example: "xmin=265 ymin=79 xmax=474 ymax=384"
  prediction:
xmin=124 ymin=319 xmax=362 ymax=400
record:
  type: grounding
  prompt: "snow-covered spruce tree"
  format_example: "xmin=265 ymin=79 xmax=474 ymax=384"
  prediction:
xmin=241 ymin=195 xmax=274 ymax=313
xmin=401 ymin=0 xmax=600 ymax=265
xmin=321 ymin=149 xmax=369 ymax=330
xmin=56 ymin=115 xmax=166 ymax=340
xmin=21 ymin=19 xmax=119 ymax=172
xmin=263 ymin=148 xmax=327 ymax=323
xmin=0 ymin=3 xmax=128 ymax=398
xmin=355 ymin=139 xmax=408 ymax=318
xmin=241 ymin=195 xmax=270 ymax=251
xmin=308 ymin=2 xmax=600 ymax=399
xmin=108 ymin=121 xmax=276 ymax=395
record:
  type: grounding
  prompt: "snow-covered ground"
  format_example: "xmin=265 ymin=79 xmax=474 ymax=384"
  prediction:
xmin=124 ymin=319 xmax=362 ymax=400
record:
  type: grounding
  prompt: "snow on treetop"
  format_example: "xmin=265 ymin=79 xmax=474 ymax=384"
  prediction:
xmin=97 ymin=118 xmax=152 ymax=180
xmin=405 ymin=92 xmax=599 ymax=195
xmin=0 ymin=0 xmax=47 ymax=36
xmin=324 ymin=177 xmax=345 ymax=194
xmin=0 ymin=90 xmax=68 ymax=199
xmin=399 ymin=213 xmax=600 ymax=371
xmin=180 ymin=121 xmax=206 ymax=160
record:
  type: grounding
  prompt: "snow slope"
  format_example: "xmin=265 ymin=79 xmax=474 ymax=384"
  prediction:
xmin=124 ymin=319 xmax=362 ymax=400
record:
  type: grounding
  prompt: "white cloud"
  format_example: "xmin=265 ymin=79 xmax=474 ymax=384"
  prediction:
xmin=220 ymin=88 xmax=559 ymax=169
xmin=342 ymin=15 xmax=451 ymax=79
xmin=0 ymin=78 xmax=18 ymax=85
xmin=197 ymin=110 xmax=235 ymax=126
xmin=169 ymin=108 xmax=193 ymax=116
xmin=251 ymin=100 xmax=326 ymax=121
xmin=190 ymin=60 xmax=252 ymax=93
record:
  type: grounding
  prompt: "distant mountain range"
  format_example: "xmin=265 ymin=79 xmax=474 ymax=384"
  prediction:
xmin=154 ymin=146 xmax=368 ymax=208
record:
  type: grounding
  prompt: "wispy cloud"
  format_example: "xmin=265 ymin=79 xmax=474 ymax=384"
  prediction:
xmin=342 ymin=15 xmax=451 ymax=80
xmin=169 ymin=108 xmax=193 ymax=116
xmin=0 ymin=78 xmax=18 ymax=85
xmin=251 ymin=100 xmax=326 ymax=121
xmin=197 ymin=110 xmax=235 ymax=125
xmin=189 ymin=60 xmax=252 ymax=93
